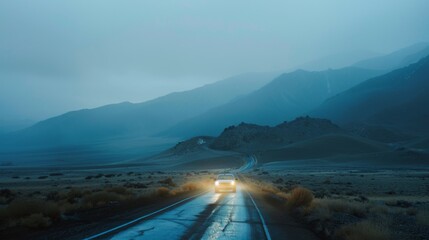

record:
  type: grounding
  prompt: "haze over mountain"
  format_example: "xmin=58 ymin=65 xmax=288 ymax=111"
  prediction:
xmin=353 ymin=42 xmax=429 ymax=70
xmin=164 ymin=44 xmax=429 ymax=138
xmin=298 ymin=50 xmax=380 ymax=71
xmin=312 ymin=55 xmax=429 ymax=134
xmin=1 ymin=73 xmax=275 ymax=148
xmin=163 ymin=67 xmax=383 ymax=137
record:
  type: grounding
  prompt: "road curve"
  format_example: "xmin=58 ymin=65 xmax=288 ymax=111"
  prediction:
xmin=85 ymin=185 xmax=268 ymax=240
xmin=84 ymin=155 xmax=270 ymax=240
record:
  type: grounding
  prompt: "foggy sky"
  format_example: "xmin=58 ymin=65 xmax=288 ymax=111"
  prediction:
xmin=1 ymin=0 xmax=429 ymax=124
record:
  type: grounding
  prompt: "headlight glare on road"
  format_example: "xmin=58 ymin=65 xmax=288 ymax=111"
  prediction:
xmin=231 ymin=181 xmax=235 ymax=185
xmin=215 ymin=180 xmax=219 ymax=186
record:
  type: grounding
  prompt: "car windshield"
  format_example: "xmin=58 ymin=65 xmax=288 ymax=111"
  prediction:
xmin=217 ymin=174 xmax=234 ymax=180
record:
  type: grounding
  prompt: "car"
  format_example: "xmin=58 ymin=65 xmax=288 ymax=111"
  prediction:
xmin=214 ymin=174 xmax=236 ymax=193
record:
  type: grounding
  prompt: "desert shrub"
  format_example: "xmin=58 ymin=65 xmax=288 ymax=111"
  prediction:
xmin=6 ymin=199 xmax=60 ymax=220
xmin=275 ymin=191 xmax=289 ymax=201
xmin=82 ymin=191 xmax=122 ymax=208
xmin=181 ymin=182 xmax=198 ymax=192
xmin=261 ymin=184 xmax=280 ymax=195
xmin=0 ymin=189 xmax=16 ymax=204
xmin=335 ymin=220 xmax=390 ymax=240
xmin=67 ymin=188 xmax=83 ymax=201
xmin=287 ymin=187 xmax=314 ymax=209
xmin=105 ymin=186 xmax=131 ymax=195
xmin=20 ymin=213 xmax=51 ymax=228
xmin=57 ymin=200 xmax=79 ymax=214
xmin=0 ymin=189 xmax=16 ymax=199
xmin=416 ymin=211 xmax=429 ymax=226
xmin=123 ymin=182 xmax=148 ymax=189
xmin=316 ymin=199 xmax=367 ymax=217
xmin=46 ymin=191 xmax=60 ymax=201
xmin=158 ymin=177 xmax=177 ymax=187
xmin=156 ymin=187 xmax=175 ymax=197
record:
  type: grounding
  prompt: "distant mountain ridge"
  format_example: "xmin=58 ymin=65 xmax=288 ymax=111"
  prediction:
xmin=312 ymin=54 xmax=429 ymax=134
xmin=1 ymin=72 xmax=276 ymax=148
xmin=163 ymin=67 xmax=383 ymax=138
xmin=353 ymin=42 xmax=429 ymax=70
xmin=3 ymin=42 xmax=429 ymax=159
xmin=210 ymin=116 xmax=343 ymax=151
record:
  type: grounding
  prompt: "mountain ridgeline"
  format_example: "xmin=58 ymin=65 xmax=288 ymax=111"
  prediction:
xmin=163 ymin=67 xmax=383 ymax=137
xmin=1 ymin=43 xmax=429 ymax=165
xmin=0 ymin=72 xmax=276 ymax=148
xmin=312 ymin=55 xmax=429 ymax=134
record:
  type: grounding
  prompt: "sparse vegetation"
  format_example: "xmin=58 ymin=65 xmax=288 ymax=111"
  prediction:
xmin=287 ymin=187 xmax=314 ymax=209
xmin=335 ymin=220 xmax=390 ymax=240
xmin=245 ymin=172 xmax=429 ymax=240
xmin=158 ymin=177 xmax=177 ymax=187
xmin=313 ymin=198 xmax=367 ymax=217
xmin=0 ymin=169 xmax=213 ymax=236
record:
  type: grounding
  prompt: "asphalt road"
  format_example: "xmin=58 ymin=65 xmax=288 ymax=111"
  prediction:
xmin=84 ymin=156 xmax=319 ymax=240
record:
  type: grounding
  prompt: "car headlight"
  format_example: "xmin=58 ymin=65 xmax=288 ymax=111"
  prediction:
xmin=215 ymin=181 xmax=219 ymax=186
xmin=230 ymin=181 xmax=235 ymax=185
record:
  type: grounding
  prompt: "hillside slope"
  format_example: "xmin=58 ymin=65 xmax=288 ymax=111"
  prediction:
xmin=312 ymin=55 xmax=429 ymax=135
xmin=164 ymin=67 xmax=382 ymax=137
xmin=1 ymin=72 xmax=276 ymax=148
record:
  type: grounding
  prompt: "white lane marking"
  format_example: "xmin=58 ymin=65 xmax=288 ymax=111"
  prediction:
xmin=83 ymin=191 xmax=209 ymax=240
xmin=111 ymin=192 xmax=221 ymax=240
xmin=85 ymin=155 xmax=258 ymax=239
xmin=246 ymin=190 xmax=272 ymax=240
xmin=236 ymin=154 xmax=272 ymax=240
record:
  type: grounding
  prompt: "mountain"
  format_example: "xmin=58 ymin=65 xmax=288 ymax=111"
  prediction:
xmin=163 ymin=67 xmax=383 ymax=138
xmin=258 ymin=134 xmax=388 ymax=163
xmin=151 ymin=117 xmax=405 ymax=169
xmin=1 ymin=72 xmax=276 ymax=148
xmin=353 ymin=42 xmax=429 ymax=70
xmin=210 ymin=116 xmax=343 ymax=151
xmin=312 ymin=55 xmax=429 ymax=135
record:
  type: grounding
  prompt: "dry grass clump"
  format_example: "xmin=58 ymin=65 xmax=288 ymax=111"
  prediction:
xmin=259 ymin=183 xmax=281 ymax=195
xmin=0 ymin=199 xmax=60 ymax=229
xmin=313 ymin=199 xmax=367 ymax=217
xmin=181 ymin=182 xmax=199 ymax=192
xmin=275 ymin=191 xmax=289 ymax=200
xmin=287 ymin=187 xmax=314 ymax=209
xmin=156 ymin=187 xmax=176 ymax=197
xmin=7 ymin=199 xmax=60 ymax=220
xmin=82 ymin=188 xmax=135 ymax=208
xmin=158 ymin=177 xmax=177 ymax=187
xmin=180 ymin=181 xmax=208 ymax=192
xmin=335 ymin=220 xmax=390 ymax=240
xmin=1 ymin=174 xmax=209 ymax=232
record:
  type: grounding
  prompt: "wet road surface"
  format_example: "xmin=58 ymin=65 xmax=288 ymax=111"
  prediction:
xmin=108 ymin=185 xmax=266 ymax=240
xmin=85 ymin=156 xmax=319 ymax=240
